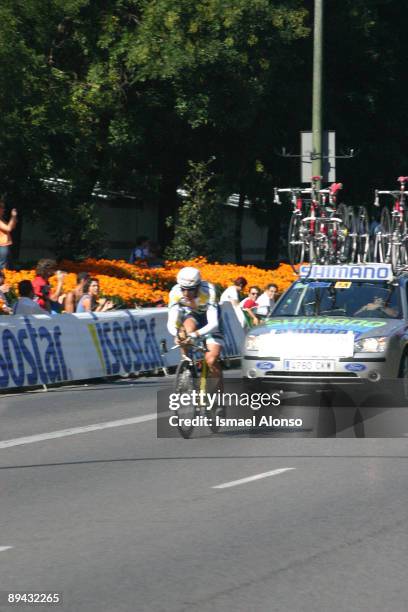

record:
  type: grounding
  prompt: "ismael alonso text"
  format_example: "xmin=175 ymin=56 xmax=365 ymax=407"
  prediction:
xmin=168 ymin=414 xmax=303 ymax=428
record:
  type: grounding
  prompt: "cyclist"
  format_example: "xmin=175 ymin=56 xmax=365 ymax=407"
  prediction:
xmin=167 ymin=267 xmax=223 ymax=386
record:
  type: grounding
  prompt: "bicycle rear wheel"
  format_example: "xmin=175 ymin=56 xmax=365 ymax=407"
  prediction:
xmin=390 ymin=216 xmax=407 ymax=272
xmin=336 ymin=204 xmax=357 ymax=263
xmin=174 ymin=360 xmax=197 ymax=438
xmin=288 ymin=214 xmax=305 ymax=273
xmin=376 ymin=207 xmax=391 ymax=263
xmin=356 ymin=206 xmax=370 ymax=263
xmin=207 ymin=374 xmax=225 ymax=434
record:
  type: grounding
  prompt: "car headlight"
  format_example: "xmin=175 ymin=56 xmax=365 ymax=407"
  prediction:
xmin=245 ymin=334 xmax=260 ymax=351
xmin=354 ymin=336 xmax=387 ymax=353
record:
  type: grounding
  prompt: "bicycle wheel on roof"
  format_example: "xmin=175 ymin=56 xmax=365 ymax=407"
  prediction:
xmin=356 ymin=206 xmax=370 ymax=263
xmin=374 ymin=207 xmax=391 ymax=263
xmin=335 ymin=204 xmax=357 ymax=263
xmin=390 ymin=215 xmax=408 ymax=272
xmin=288 ymin=213 xmax=305 ymax=273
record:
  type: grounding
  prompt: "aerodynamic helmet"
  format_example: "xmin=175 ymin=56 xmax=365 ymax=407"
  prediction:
xmin=177 ymin=267 xmax=202 ymax=289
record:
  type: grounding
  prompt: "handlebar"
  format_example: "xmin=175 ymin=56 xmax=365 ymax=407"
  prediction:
xmin=177 ymin=335 xmax=209 ymax=352
xmin=374 ymin=188 xmax=407 ymax=206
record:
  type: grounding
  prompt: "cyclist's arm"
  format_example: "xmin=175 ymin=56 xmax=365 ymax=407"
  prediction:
xmin=196 ymin=304 xmax=219 ymax=337
xmin=167 ymin=303 xmax=180 ymax=336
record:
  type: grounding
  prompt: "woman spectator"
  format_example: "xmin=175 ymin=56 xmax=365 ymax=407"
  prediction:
xmin=0 ymin=198 xmax=17 ymax=270
xmin=0 ymin=270 xmax=12 ymax=313
xmin=32 ymin=259 xmax=66 ymax=313
xmin=76 ymin=278 xmax=114 ymax=313
xmin=220 ymin=277 xmax=247 ymax=306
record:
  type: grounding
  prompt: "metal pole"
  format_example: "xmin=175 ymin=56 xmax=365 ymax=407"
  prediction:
xmin=312 ymin=0 xmax=323 ymax=186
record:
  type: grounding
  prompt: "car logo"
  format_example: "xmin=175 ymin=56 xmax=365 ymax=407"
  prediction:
xmin=256 ymin=361 xmax=275 ymax=370
xmin=345 ymin=363 xmax=367 ymax=372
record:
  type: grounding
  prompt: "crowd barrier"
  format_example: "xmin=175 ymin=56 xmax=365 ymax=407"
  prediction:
xmin=0 ymin=303 xmax=245 ymax=391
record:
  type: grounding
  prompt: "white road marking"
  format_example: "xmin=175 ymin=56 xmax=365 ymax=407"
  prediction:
xmin=212 ymin=467 xmax=295 ymax=489
xmin=0 ymin=546 xmax=13 ymax=552
xmin=0 ymin=414 xmax=156 ymax=450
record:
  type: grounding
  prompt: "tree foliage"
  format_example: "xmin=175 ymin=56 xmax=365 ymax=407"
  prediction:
xmin=165 ymin=159 xmax=225 ymax=261
xmin=0 ymin=1 xmax=407 ymax=261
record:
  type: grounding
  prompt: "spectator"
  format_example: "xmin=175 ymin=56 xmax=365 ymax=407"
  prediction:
xmin=0 ymin=270 xmax=12 ymax=313
xmin=147 ymin=241 xmax=165 ymax=268
xmin=129 ymin=236 xmax=150 ymax=263
xmin=13 ymin=280 xmax=48 ymax=315
xmin=220 ymin=277 xmax=247 ymax=306
xmin=64 ymin=271 xmax=90 ymax=313
xmin=0 ymin=198 xmax=18 ymax=270
xmin=76 ymin=278 xmax=114 ymax=313
xmin=240 ymin=286 xmax=261 ymax=326
xmin=256 ymin=283 xmax=278 ymax=318
xmin=32 ymin=259 xmax=66 ymax=313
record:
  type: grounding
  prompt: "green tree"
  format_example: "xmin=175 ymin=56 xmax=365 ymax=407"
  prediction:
xmin=165 ymin=159 xmax=224 ymax=260
xmin=130 ymin=0 xmax=310 ymax=259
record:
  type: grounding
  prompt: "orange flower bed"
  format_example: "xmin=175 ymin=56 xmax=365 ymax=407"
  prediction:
xmin=4 ymin=259 xmax=296 ymax=307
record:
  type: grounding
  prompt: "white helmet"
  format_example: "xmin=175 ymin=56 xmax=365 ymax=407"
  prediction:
xmin=177 ymin=267 xmax=201 ymax=288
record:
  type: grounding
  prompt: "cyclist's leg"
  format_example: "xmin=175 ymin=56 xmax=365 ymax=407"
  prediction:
xmin=182 ymin=316 xmax=198 ymax=334
xmin=204 ymin=339 xmax=223 ymax=388
xmin=204 ymin=339 xmax=225 ymax=431
xmin=178 ymin=315 xmax=198 ymax=358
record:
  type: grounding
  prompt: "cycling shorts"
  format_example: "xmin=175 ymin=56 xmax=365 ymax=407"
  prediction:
xmin=181 ymin=309 xmax=224 ymax=346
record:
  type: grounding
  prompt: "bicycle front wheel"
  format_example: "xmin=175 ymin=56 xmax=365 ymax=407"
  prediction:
xmin=376 ymin=207 xmax=391 ymax=263
xmin=356 ymin=206 xmax=370 ymax=263
xmin=390 ymin=216 xmax=407 ymax=272
xmin=288 ymin=214 xmax=305 ymax=273
xmin=174 ymin=360 xmax=197 ymax=438
xmin=336 ymin=204 xmax=357 ymax=263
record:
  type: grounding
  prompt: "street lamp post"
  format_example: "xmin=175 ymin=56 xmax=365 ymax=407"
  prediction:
xmin=312 ymin=0 xmax=323 ymax=186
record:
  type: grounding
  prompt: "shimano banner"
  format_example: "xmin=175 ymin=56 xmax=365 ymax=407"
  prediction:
xmin=0 ymin=304 xmax=244 ymax=390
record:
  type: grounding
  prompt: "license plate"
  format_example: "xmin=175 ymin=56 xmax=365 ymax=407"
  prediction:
xmin=283 ymin=359 xmax=335 ymax=372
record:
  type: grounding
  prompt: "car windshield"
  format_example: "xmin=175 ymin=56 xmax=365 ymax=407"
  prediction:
xmin=273 ymin=280 xmax=401 ymax=319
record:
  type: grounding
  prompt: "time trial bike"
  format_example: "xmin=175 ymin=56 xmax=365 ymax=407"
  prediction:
xmin=163 ymin=331 xmax=225 ymax=439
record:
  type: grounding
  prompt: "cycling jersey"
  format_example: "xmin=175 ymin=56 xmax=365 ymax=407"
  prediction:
xmin=167 ymin=281 xmax=221 ymax=338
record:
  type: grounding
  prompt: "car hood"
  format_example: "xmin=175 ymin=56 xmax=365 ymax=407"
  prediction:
xmin=250 ymin=316 xmax=405 ymax=339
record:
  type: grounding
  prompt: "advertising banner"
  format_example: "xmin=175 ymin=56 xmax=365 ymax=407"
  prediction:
xmin=0 ymin=304 xmax=244 ymax=390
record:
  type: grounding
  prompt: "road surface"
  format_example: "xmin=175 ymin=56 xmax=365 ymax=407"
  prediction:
xmin=0 ymin=374 xmax=407 ymax=611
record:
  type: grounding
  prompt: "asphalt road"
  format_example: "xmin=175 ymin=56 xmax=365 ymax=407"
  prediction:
xmin=0 ymin=374 xmax=407 ymax=612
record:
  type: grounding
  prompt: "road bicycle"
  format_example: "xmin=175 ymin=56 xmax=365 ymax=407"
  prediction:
xmin=312 ymin=180 xmax=357 ymax=264
xmin=276 ymin=178 xmax=356 ymax=271
xmin=351 ymin=204 xmax=370 ymax=263
xmin=275 ymin=186 xmax=311 ymax=272
xmin=373 ymin=176 xmax=408 ymax=270
xmin=163 ymin=333 xmax=225 ymax=439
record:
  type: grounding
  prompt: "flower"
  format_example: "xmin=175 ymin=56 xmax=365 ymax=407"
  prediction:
xmin=4 ymin=259 xmax=295 ymax=307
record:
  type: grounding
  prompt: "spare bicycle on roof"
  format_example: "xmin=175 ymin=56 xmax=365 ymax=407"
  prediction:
xmin=275 ymin=177 xmax=362 ymax=272
xmin=373 ymin=176 xmax=408 ymax=272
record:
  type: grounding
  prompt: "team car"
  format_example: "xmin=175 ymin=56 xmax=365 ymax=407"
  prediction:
xmin=242 ymin=263 xmax=408 ymax=388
